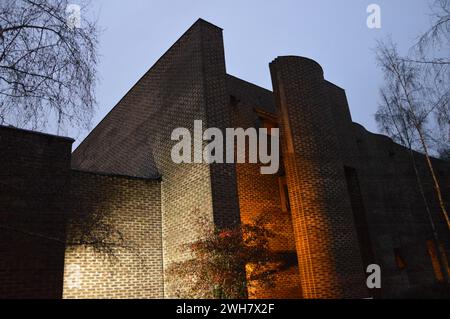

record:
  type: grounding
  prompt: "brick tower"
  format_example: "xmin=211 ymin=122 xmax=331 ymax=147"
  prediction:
xmin=270 ymin=56 xmax=368 ymax=298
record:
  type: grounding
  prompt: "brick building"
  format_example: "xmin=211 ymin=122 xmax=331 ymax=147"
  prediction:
xmin=0 ymin=19 xmax=449 ymax=299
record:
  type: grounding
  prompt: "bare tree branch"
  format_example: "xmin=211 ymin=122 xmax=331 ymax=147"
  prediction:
xmin=376 ymin=41 xmax=450 ymax=233
xmin=0 ymin=0 xmax=99 ymax=134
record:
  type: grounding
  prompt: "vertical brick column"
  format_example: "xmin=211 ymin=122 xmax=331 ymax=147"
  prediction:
xmin=270 ymin=56 xmax=367 ymax=298
xmin=199 ymin=21 xmax=241 ymax=230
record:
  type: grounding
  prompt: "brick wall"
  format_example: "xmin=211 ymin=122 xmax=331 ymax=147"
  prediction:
xmin=2 ymin=19 xmax=447 ymax=299
xmin=63 ymin=170 xmax=163 ymax=299
xmin=0 ymin=126 xmax=73 ymax=299
xmin=227 ymin=76 xmax=302 ymax=298
xmin=353 ymin=124 xmax=450 ymax=297
xmin=71 ymin=19 xmax=241 ymax=298
xmin=270 ymin=56 xmax=368 ymax=299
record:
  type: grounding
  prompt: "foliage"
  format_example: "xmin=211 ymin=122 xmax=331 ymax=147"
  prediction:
xmin=166 ymin=216 xmax=291 ymax=299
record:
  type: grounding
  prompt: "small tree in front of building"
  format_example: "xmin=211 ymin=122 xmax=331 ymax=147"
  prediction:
xmin=167 ymin=216 xmax=287 ymax=299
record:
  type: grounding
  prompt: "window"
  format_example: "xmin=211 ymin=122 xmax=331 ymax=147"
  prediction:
xmin=254 ymin=107 xmax=278 ymax=136
xmin=262 ymin=118 xmax=277 ymax=135
xmin=426 ymin=240 xmax=445 ymax=282
xmin=344 ymin=166 xmax=375 ymax=269
xmin=278 ymin=176 xmax=291 ymax=213
xmin=394 ymin=248 xmax=406 ymax=270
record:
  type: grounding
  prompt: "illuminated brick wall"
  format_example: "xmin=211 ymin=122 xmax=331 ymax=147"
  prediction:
xmin=270 ymin=56 xmax=368 ymax=299
xmin=71 ymin=19 xmax=241 ymax=298
xmin=227 ymin=76 xmax=302 ymax=299
xmin=63 ymin=171 xmax=163 ymax=299
xmin=236 ymin=162 xmax=302 ymax=299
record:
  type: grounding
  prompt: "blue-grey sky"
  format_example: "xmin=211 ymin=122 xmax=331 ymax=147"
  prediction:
xmin=74 ymin=0 xmax=433 ymax=146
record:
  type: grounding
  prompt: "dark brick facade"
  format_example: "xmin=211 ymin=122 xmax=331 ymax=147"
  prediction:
xmin=0 ymin=19 xmax=449 ymax=299
xmin=0 ymin=126 xmax=72 ymax=299
xmin=0 ymin=126 xmax=163 ymax=299
xmin=352 ymin=124 xmax=450 ymax=297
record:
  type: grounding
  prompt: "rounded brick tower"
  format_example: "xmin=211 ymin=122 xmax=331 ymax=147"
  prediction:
xmin=270 ymin=56 xmax=368 ymax=299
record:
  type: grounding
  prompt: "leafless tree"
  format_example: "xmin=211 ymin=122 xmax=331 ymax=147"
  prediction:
xmin=376 ymin=41 xmax=449 ymax=232
xmin=381 ymin=1 xmax=450 ymax=159
xmin=415 ymin=0 xmax=450 ymax=63
xmin=376 ymin=32 xmax=450 ymax=281
xmin=376 ymin=0 xmax=450 ymax=230
xmin=376 ymin=39 xmax=450 ymax=283
xmin=411 ymin=0 xmax=450 ymax=158
xmin=0 ymin=0 xmax=99 ymax=135
xmin=375 ymin=0 xmax=450 ymax=237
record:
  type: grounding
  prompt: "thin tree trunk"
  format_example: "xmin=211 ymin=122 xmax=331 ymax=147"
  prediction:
xmin=391 ymin=59 xmax=450 ymax=232
xmin=416 ymin=126 xmax=450 ymax=232
xmin=409 ymin=149 xmax=449 ymax=282
xmin=381 ymin=87 xmax=449 ymax=280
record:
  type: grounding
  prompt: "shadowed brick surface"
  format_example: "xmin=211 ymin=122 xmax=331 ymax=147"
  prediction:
xmin=352 ymin=124 xmax=450 ymax=297
xmin=0 ymin=126 xmax=73 ymax=299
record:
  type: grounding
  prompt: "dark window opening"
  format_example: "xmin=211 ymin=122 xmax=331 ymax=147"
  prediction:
xmin=279 ymin=176 xmax=291 ymax=213
xmin=344 ymin=166 xmax=375 ymax=269
xmin=230 ymin=95 xmax=240 ymax=107
xmin=394 ymin=248 xmax=406 ymax=270
xmin=426 ymin=240 xmax=446 ymax=283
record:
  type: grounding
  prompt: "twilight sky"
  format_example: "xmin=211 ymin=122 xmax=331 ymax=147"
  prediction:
xmin=74 ymin=0 xmax=433 ymax=146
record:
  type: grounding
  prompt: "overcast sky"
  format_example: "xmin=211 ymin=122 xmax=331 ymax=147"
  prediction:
xmin=73 ymin=0 xmax=434 ymax=146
